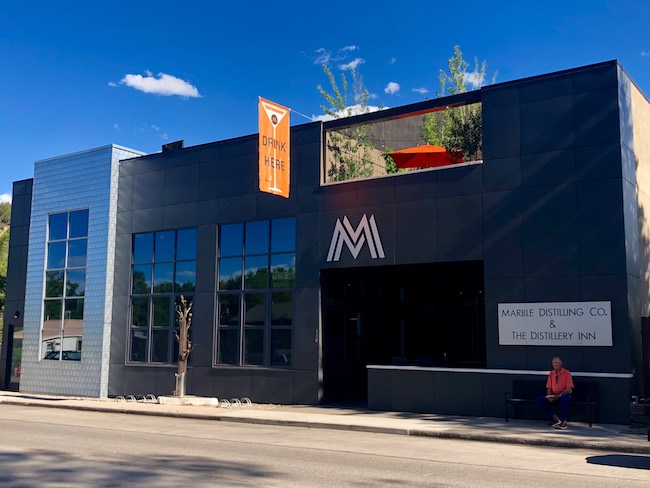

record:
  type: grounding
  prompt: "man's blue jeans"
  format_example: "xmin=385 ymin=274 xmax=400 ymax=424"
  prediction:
xmin=535 ymin=394 xmax=572 ymax=421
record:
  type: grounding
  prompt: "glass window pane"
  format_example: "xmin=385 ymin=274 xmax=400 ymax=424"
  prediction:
xmin=43 ymin=300 xmax=63 ymax=329
xmin=133 ymin=233 xmax=154 ymax=264
xmin=219 ymin=294 xmax=240 ymax=326
xmin=245 ymin=221 xmax=269 ymax=255
xmin=271 ymin=217 xmax=296 ymax=253
xmin=47 ymin=242 xmax=66 ymax=269
xmin=271 ymin=253 xmax=295 ymax=288
xmin=130 ymin=329 xmax=148 ymax=362
xmin=153 ymin=296 xmax=171 ymax=327
xmin=271 ymin=329 xmax=292 ymax=366
xmin=220 ymin=224 xmax=243 ymax=257
xmin=132 ymin=264 xmax=152 ymax=294
xmin=219 ymin=257 xmax=242 ymax=290
xmin=131 ymin=297 xmax=149 ymax=327
xmin=67 ymin=239 xmax=87 ymax=267
xmin=155 ymin=231 xmax=175 ymax=262
xmin=245 ymin=292 xmax=266 ymax=325
xmin=244 ymin=329 xmax=264 ymax=365
xmin=69 ymin=209 xmax=89 ymax=238
xmin=177 ymin=228 xmax=197 ymax=261
xmin=62 ymin=328 xmax=83 ymax=361
xmin=175 ymin=261 xmax=196 ymax=292
xmin=219 ymin=328 xmax=239 ymax=364
xmin=42 ymin=330 xmax=62 ymax=360
xmin=175 ymin=295 xmax=193 ymax=328
xmin=66 ymin=269 xmax=85 ymax=297
xmin=49 ymin=213 xmax=68 ymax=240
xmin=244 ymin=255 xmax=268 ymax=289
xmin=45 ymin=271 xmax=64 ymax=298
xmin=64 ymin=298 xmax=84 ymax=321
xmin=152 ymin=329 xmax=170 ymax=362
xmin=271 ymin=292 xmax=293 ymax=325
xmin=153 ymin=263 xmax=174 ymax=293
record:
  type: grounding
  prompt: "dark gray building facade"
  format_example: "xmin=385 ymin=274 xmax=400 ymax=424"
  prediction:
xmin=3 ymin=61 xmax=649 ymax=423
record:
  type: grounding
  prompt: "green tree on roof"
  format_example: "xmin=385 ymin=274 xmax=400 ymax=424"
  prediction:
xmin=317 ymin=65 xmax=378 ymax=181
xmin=421 ymin=46 xmax=495 ymax=162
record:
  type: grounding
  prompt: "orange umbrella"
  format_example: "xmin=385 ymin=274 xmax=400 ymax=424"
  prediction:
xmin=389 ymin=145 xmax=462 ymax=169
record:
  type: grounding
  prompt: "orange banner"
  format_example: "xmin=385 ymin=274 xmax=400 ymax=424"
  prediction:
xmin=258 ymin=97 xmax=290 ymax=198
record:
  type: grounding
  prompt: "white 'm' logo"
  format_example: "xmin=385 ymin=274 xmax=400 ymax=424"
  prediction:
xmin=326 ymin=214 xmax=385 ymax=262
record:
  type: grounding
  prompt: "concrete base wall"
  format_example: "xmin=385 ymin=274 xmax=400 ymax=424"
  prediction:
xmin=368 ymin=367 xmax=632 ymax=424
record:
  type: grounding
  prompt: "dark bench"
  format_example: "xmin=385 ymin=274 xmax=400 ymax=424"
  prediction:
xmin=505 ymin=379 xmax=599 ymax=427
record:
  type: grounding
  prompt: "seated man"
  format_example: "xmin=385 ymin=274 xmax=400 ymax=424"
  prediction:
xmin=535 ymin=356 xmax=574 ymax=429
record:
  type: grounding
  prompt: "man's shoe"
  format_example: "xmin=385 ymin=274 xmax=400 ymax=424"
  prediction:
xmin=551 ymin=419 xmax=562 ymax=428
xmin=555 ymin=421 xmax=567 ymax=430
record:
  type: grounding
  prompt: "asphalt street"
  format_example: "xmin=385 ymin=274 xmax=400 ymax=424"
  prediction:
xmin=0 ymin=404 xmax=648 ymax=487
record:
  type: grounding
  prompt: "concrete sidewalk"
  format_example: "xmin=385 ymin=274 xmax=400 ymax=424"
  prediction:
xmin=1 ymin=390 xmax=648 ymax=454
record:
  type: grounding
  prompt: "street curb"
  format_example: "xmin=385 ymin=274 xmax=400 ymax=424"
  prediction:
xmin=409 ymin=429 xmax=650 ymax=455
xmin=2 ymin=398 xmax=649 ymax=455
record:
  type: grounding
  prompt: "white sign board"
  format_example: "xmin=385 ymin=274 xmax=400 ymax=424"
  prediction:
xmin=498 ymin=301 xmax=612 ymax=346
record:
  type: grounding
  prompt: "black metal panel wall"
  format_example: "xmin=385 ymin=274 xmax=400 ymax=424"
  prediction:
xmin=110 ymin=125 xmax=323 ymax=403
xmin=0 ymin=179 xmax=32 ymax=389
xmin=481 ymin=62 xmax=633 ymax=376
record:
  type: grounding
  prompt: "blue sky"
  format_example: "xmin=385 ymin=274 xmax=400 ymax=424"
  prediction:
xmin=1 ymin=0 xmax=649 ymax=201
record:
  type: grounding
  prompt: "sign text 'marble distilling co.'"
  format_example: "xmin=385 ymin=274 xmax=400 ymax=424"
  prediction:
xmin=498 ymin=301 xmax=613 ymax=346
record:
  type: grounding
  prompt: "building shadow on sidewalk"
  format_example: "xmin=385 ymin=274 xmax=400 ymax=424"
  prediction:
xmin=586 ymin=454 xmax=650 ymax=470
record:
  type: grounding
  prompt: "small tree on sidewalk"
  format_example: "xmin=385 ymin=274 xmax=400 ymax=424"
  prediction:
xmin=174 ymin=295 xmax=193 ymax=397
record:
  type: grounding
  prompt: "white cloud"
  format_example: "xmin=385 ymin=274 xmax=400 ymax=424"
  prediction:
xmin=314 ymin=48 xmax=331 ymax=64
xmin=113 ymin=123 xmax=120 ymax=130
xmin=642 ymin=51 xmax=650 ymax=57
xmin=384 ymin=82 xmax=400 ymax=95
xmin=108 ymin=81 xmax=117 ymax=87
xmin=412 ymin=87 xmax=428 ymax=95
xmin=311 ymin=104 xmax=387 ymax=121
xmin=339 ymin=58 xmax=365 ymax=71
xmin=464 ymin=71 xmax=484 ymax=89
xmin=0 ymin=193 xmax=11 ymax=203
xmin=314 ymin=46 xmax=362 ymax=66
xmin=390 ymin=57 xmax=397 ymax=64
xmin=120 ymin=72 xmax=201 ymax=98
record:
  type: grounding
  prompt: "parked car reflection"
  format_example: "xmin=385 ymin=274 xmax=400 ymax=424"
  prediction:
xmin=43 ymin=350 xmax=81 ymax=361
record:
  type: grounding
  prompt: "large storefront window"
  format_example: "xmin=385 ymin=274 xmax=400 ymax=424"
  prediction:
xmin=42 ymin=209 xmax=89 ymax=361
xmin=217 ymin=218 xmax=295 ymax=366
xmin=129 ymin=228 xmax=197 ymax=364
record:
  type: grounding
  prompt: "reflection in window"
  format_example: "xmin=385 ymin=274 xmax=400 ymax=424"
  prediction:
xmin=47 ymin=242 xmax=66 ymax=269
xmin=244 ymin=255 xmax=268 ymax=289
xmin=129 ymin=228 xmax=197 ymax=364
xmin=220 ymin=223 xmax=243 ymax=257
xmin=42 ymin=209 xmax=88 ymax=361
xmin=45 ymin=271 xmax=64 ymax=298
xmin=66 ymin=270 xmax=85 ymax=297
xmin=69 ymin=209 xmax=89 ymax=238
xmin=219 ymin=258 xmax=242 ymax=290
xmin=217 ymin=218 xmax=295 ymax=367
xmin=49 ymin=213 xmax=68 ymax=240
xmin=271 ymin=254 xmax=295 ymax=288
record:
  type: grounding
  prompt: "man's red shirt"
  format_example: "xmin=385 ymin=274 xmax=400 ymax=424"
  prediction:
xmin=546 ymin=368 xmax=574 ymax=395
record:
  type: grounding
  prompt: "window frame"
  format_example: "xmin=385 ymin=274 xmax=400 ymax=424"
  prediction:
xmin=128 ymin=227 xmax=197 ymax=365
xmin=216 ymin=218 xmax=295 ymax=368
xmin=41 ymin=209 xmax=89 ymax=362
